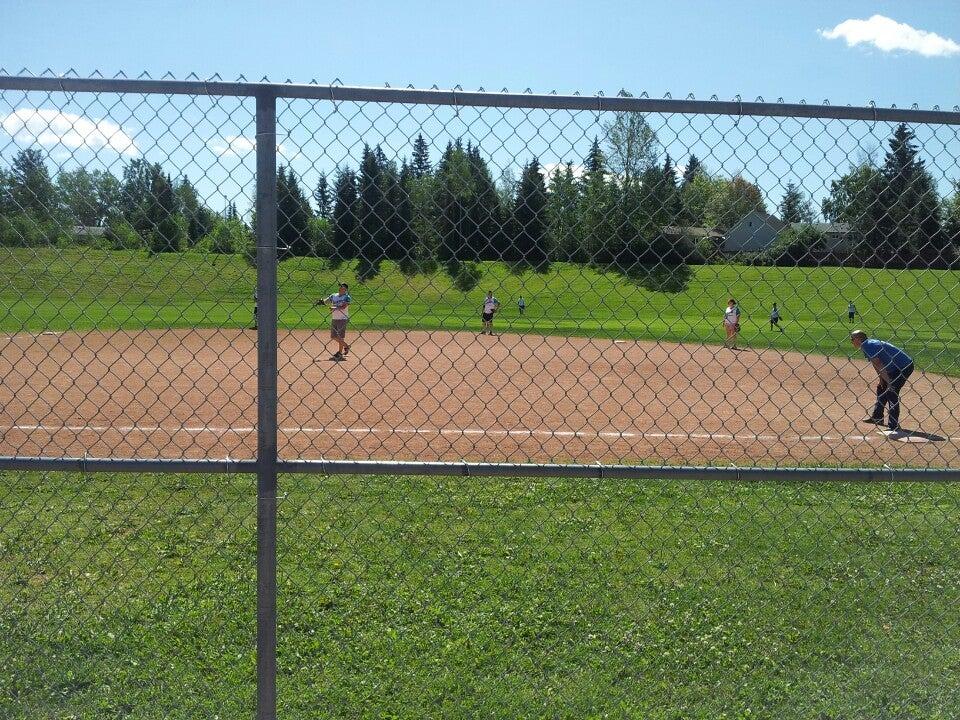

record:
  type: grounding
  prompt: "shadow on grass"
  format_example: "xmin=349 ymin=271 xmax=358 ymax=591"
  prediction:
xmin=623 ymin=263 xmax=693 ymax=293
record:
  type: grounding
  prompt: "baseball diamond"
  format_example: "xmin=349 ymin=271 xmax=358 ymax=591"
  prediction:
xmin=1 ymin=328 xmax=957 ymax=466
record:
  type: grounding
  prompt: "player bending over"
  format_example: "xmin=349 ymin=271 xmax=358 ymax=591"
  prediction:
xmin=851 ymin=330 xmax=914 ymax=432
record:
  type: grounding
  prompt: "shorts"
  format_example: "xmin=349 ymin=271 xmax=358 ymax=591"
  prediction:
xmin=482 ymin=312 xmax=494 ymax=322
xmin=330 ymin=319 xmax=348 ymax=340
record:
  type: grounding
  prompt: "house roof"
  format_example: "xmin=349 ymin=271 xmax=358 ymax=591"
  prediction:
xmin=72 ymin=226 xmax=108 ymax=236
xmin=663 ymin=226 xmax=724 ymax=238
xmin=731 ymin=210 xmax=785 ymax=231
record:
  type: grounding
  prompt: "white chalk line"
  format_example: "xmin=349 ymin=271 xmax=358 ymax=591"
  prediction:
xmin=0 ymin=331 xmax=64 ymax=340
xmin=1 ymin=422 xmax=938 ymax=444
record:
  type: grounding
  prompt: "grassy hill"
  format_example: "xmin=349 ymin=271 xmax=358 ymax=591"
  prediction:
xmin=2 ymin=247 xmax=959 ymax=375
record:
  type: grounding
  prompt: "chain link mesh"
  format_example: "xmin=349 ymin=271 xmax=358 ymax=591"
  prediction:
xmin=1 ymin=77 xmax=958 ymax=467
xmin=2 ymin=72 xmax=960 ymax=717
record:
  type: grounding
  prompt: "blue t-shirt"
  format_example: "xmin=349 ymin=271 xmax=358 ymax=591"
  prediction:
xmin=860 ymin=339 xmax=913 ymax=373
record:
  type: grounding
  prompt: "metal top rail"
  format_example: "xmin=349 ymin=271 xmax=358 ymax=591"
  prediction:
xmin=2 ymin=75 xmax=960 ymax=125
xmin=3 ymin=457 xmax=959 ymax=482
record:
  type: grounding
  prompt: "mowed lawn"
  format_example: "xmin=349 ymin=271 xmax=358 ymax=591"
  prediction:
xmin=2 ymin=247 xmax=959 ymax=375
xmin=1 ymin=471 xmax=959 ymax=718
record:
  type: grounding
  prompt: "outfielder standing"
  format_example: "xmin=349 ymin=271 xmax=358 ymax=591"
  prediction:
xmin=481 ymin=290 xmax=501 ymax=336
xmin=723 ymin=298 xmax=741 ymax=349
xmin=769 ymin=303 xmax=783 ymax=332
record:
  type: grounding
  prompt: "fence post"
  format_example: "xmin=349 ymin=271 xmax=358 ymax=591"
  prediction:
xmin=255 ymin=88 xmax=278 ymax=720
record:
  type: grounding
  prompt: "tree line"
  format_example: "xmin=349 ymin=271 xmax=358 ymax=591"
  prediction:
xmin=2 ymin=118 xmax=959 ymax=282
xmin=0 ymin=150 xmax=252 ymax=257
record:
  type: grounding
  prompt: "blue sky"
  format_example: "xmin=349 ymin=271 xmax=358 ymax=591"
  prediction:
xmin=2 ymin=1 xmax=959 ymax=215
xmin=3 ymin=0 xmax=957 ymax=107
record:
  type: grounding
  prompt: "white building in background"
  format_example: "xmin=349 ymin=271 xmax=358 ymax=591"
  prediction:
xmin=788 ymin=222 xmax=853 ymax=254
xmin=723 ymin=211 xmax=785 ymax=253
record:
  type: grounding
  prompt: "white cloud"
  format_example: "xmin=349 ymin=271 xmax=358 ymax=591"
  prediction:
xmin=211 ymin=135 xmax=256 ymax=156
xmin=819 ymin=15 xmax=960 ymax=57
xmin=541 ymin=162 xmax=585 ymax=187
xmin=0 ymin=108 xmax=138 ymax=155
xmin=278 ymin=143 xmax=298 ymax=161
xmin=211 ymin=136 xmax=298 ymax=160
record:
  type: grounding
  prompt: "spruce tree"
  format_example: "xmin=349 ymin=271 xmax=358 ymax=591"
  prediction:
xmin=313 ymin=173 xmax=331 ymax=218
xmin=779 ymin=181 xmax=814 ymax=224
xmin=661 ymin=154 xmax=681 ymax=222
xmin=277 ymin=166 xmax=313 ymax=259
xmin=864 ymin=123 xmax=943 ymax=265
xmin=148 ymin=171 xmax=186 ymax=253
xmin=331 ymin=168 xmax=358 ymax=261
xmin=547 ymin=162 xmax=581 ymax=262
xmin=10 ymin=148 xmax=56 ymax=218
xmin=466 ymin=142 xmax=499 ymax=259
xmin=580 ymin=138 xmax=615 ymax=263
xmin=513 ymin=158 xmax=550 ymax=271
xmin=176 ymin=176 xmax=214 ymax=247
xmin=392 ymin=160 xmax=415 ymax=265
xmin=681 ymin=154 xmax=702 ymax=189
xmin=356 ymin=145 xmax=386 ymax=279
xmin=434 ymin=140 xmax=473 ymax=264
xmin=585 ymin=137 xmax=604 ymax=176
xmin=412 ymin=134 xmax=432 ymax=178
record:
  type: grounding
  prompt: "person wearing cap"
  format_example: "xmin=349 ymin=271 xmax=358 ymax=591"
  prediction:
xmin=316 ymin=282 xmax=352 ymax=361
xmin=850 ymin=330 xmax=914 ymax=432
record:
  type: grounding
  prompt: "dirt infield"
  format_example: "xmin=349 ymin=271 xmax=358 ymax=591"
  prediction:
xmin=1 ymin=328 xmax=958 ymax=468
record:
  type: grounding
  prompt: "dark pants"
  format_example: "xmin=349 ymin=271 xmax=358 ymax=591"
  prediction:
xmin=872 ymin=364 xmax=913 ymax=428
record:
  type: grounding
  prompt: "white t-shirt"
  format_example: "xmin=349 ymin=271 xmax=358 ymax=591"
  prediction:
xmin=483 ymin=297 xmax=499 ymax=314
xmin=724 ymin=305 xmax=740 ymax=326
xmin=327 ymin=292 xmax=351 ymax=320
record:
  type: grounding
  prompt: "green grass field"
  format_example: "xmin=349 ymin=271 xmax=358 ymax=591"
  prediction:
xmin=2 ymin=471 xmax=959 ymax=718
xmin=2 ymin=247 xmax=959 ymax=375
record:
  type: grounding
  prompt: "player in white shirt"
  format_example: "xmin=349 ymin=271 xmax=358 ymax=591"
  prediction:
xmin=723 ymin=298 xmax=741 ymax=349
xmin=315 ymin=282 xmax=352 ymax=361
xmin=481 ymin=290 xmax=501 ymax=336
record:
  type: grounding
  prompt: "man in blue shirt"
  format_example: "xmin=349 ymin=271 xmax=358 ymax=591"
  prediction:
xmin=851 ymin=330 xmax=914 ymax=431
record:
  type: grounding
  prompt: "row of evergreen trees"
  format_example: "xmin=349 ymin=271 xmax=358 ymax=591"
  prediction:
xmin=0 ymin=149 xmax=251 ymax=255
xmin=291 ymin=134 xmax=770 ymax=280
xmin=820 ymin=124 xmax=959 ymax=267
xmin=275 ymin=124 xmax=960 ymax=276
xmin=2 ymin=121 xmax=959 ymax=275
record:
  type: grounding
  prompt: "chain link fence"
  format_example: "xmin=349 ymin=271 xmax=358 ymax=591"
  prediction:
xmin=1 ymin=72 xmax=960 ymax=717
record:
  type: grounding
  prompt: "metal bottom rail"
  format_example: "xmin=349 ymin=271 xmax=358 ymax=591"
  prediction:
xmin=0 ymin=456 xmax=958 ymax=482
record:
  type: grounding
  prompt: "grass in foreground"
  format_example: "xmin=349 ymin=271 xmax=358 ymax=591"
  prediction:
xmin=2 ymin=247 xmax=959 ymax=375
xmin=2 ymin=471 xmax=959 ymax=718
